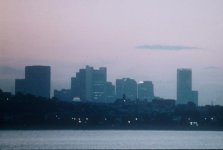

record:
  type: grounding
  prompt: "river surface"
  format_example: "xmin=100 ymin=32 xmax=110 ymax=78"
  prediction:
xmin=0 ymin=130 xmax=223 ymax=149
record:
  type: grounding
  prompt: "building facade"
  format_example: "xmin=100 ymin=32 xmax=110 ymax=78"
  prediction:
xmin=138 ymin=81 xmax=154 ymax=102
xmin=177 ymin=68 xmax=198 ymax=105
xmin=15 ymin=66 xmax=51 ymax=98
xmin=15 ymin=79 xmax=26 ymax=94
xmin=70 ymin=66 xmax=108 ymax=102
xmin=116 ymin=78 xmax=137 ymax=100
xmin=105 ymin=82 xmax=115 ymax=103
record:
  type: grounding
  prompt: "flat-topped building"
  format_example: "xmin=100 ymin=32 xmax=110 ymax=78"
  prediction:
xmin=177 ymin=68 xmax=198 ymax=105
xmin=15 ymin=66 xmax=51 ymax=98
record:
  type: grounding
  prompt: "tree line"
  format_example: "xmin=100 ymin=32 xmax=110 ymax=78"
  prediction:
xmin=0 ymin=89 xmax=223 ymax=130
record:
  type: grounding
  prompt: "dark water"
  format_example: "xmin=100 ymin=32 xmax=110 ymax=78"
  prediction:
xmin=0 ymin=130 xmax=223 ymax=149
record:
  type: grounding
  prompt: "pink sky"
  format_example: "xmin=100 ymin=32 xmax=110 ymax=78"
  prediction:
xmin=1 ymin=0 xmax=223 ymax=105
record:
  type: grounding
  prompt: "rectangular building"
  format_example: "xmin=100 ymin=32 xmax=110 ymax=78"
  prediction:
xmin=138 ymin=81 xmax=154 ymax=102
xmin=116 ymin=78 xmax=137 ymax=100
xmin=177 ymin=68 xmax=198 ymax=105
xmin=15 ymin=79 xmax=26 ymax=94
xmin=15 ymin=65 xmax=51 ymax=98
xmin=70 ymin=65 xmax=107 ymax=102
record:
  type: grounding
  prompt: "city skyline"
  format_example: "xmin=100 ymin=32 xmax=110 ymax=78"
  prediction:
xmin=0 ymin=63 xmax=221 ymax=106
xmin=13 ymin=65 xmax=199 ymax=105
xmin=1 ymin=0 xmax=223 ymax=105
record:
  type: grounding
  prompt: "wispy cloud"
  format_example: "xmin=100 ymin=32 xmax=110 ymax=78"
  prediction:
xmin=136 ymin=44 xmax=200 ymax=51
xmin=204 ymin=66 xmax=221 ymax=70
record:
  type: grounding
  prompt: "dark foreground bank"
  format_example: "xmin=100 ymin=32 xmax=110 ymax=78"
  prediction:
xmin=1 ymin=90 xmax=223 ymax=130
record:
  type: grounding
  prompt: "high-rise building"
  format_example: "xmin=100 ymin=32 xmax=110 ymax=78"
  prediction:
xmin=15 ymin=66 xmax=51 ymax=98
xmin=116 ymin=78 xmax=137 ymax=100
xmin=191 ymin=90 xmax=198 ymax=106
xmin=105 ymin=82 xmax=115 ymax=103
xmin=177 ymin=68 xmax=192 ymax=104
xmin=177 ymin=68 xmax=198 ymax=105
xmin=71 ymin=68 xmax=87 ymax=101
xmin=138 ymin=81 xmax=154 ymax=102
xmin=92 ymin=67 xmax=107 ymax=101
xmin=70 ymin=66 xmax=107 ymax=102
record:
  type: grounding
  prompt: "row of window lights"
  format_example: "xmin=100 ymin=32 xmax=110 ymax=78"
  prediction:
xmin=71 ymin=117 xmax=88 ymax=124
xmin=71 ymin=117 xmax=89 ymax=121
xmin=189 ymin=122 xmax=199 ymax=126
xmin=204 ymin=117 xmax=214 ymax=120
xmin=188 ymin=117 xmax=214 ymax=121
xmin=68 ymin=117 xmax=139 ymax=123
xmin=55 ymin=117 xmax=139 ymax=123
xmin=128 ymin=118 xmax=138 ymax=124
xmin=55 ymin=116 xmax=213 ymax=123
xmin=55 ymin=116 xmax=111 ymax=122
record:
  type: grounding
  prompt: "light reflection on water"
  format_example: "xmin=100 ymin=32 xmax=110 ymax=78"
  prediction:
xmin=0 ymin=130 xmax=223 ymax=149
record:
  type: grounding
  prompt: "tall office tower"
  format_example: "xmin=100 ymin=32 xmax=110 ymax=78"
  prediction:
xmin=92 ymin=67 xmax=107 ymax=101
xmin=71 ymin=66 xmax=107 ymax=102
xmin=25 ymin=66 xmax=51 ymax=98
xmin=177 ymin=68 xmax=198 ymax=105
xmin=191 ymin=90 xmax=198 ymax=106
xmin=105 ymin=82 xmax=115 ymax=103
xmin=71 ymin=68 xmax=87 ymax=101
xmin=138 ymin=81 xmax=154 ymax=102
xmin=116 ymin=78 xmax=137 ymax=100
xmin=15 ymin=66 xmax=51 ymax=98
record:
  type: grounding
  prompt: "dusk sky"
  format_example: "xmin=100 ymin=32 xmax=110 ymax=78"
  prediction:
xmin=1 ymin=0 xmax=223 ymax=105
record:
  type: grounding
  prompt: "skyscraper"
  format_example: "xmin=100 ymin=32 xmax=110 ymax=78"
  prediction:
xmin=15 ymin=66 xmax=51 ymax=98
xmin=116 ymin=78 xmax=137 ymax=100
xmin=138 ymin=81 xmax=154 ymax=102
xmin=92 ymin=67 xmax=107 ymax=101
xmin=177 ymin=68 xmax=198 ymax=105
xmin=70 ymin=65 xmax=107 ymax=102
xmin=105 ymin=82 xmax=115 ymax=103
xmin=71 ymin=68 xmax=87 ymax=101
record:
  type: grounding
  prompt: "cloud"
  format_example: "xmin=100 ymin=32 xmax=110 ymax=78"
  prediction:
xmin=204 ymin=66 xmax=221 ymax=70
xmin=136 ymin=44 xmax=200 ymax=50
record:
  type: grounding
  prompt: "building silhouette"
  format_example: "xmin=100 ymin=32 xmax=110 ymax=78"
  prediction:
xmin=15 ymin=79 xmax=26 ymax=94
xmin=105 ymin=82 xmax=115 ymax=103
xmin=116 ymin=78 xmax=137 ymax=100
xmin=92 ymin=67 xmax=107 ymax=101
xmin=138 ymin=81 xmax=154 ymax=102
xmin=54 ymin=65 xmax=115 ymax=102
xmin=177 ymin=68 xmax=198 ymax=105
xmin=70 ymin=66 xmax=108 ymax=102
xmin=15 ymin=66 xmax=51 ymax=98
xmin=54 ymin=89 xmax=72 ymax=101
